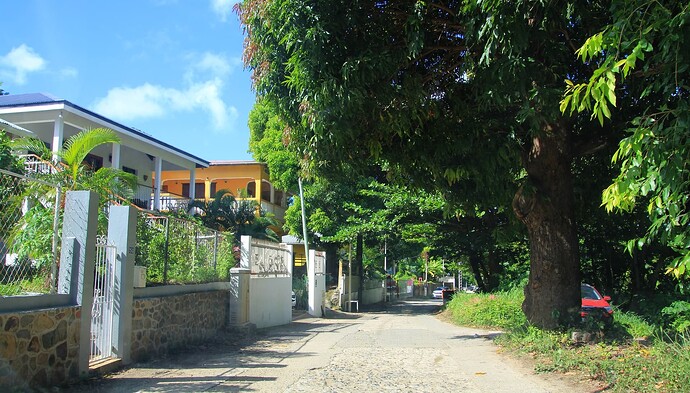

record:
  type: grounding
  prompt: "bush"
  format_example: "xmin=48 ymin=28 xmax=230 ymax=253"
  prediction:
xmin=661 ymin=300 xmax=690 ymax=335
xmin=445 ymin=288 xmax=527 ymax=330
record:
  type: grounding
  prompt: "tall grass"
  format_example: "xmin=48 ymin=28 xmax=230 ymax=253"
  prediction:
xmin=445 ymin=288 xmax=526 ymax=330
xmin=443 ymin=290 xmax=690 ymax=392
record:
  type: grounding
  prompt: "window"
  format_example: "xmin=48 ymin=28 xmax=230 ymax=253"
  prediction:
xmin=182 ymin=182 xmax=205 ymax=198
xmin=246 ymin=181 xmax=256 ymax=198
xmin=122 ymin=166 xmax=137 ymax=175
xmin=84 ymin=154 xmax=103 ymax=170
xmin=261 ymin=181 xmax=272 ymax=202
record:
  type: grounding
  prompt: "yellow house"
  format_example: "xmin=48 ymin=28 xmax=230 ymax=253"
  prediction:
xmin=155 ymin=160 xmax=292 ymax=235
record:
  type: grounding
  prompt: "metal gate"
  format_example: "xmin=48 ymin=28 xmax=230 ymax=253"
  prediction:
xmin=90 ymin=235 xmax=117 ymax=363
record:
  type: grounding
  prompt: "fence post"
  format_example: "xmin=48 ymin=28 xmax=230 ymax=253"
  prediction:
xmin=57 ymin=190 xmax=99 ymax=377
xmin=107 ymin=205 xmax=137 ymax=365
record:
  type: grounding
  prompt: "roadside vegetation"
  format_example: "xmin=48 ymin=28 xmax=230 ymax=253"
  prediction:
xmin=445 ymin=290 xmax=690 ymax=392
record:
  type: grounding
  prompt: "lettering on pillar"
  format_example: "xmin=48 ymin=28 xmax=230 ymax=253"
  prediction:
xmin=250 ymin=239 xmax=290 ymax=277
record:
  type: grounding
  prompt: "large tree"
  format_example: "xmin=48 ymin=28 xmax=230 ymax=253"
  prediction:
xmin=239 ymin=1 xmax=627 ymax=328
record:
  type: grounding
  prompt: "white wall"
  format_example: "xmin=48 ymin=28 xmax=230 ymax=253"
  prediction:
xmin=241 ymin=236 xmax=293 ymax=329
xmin=248 ymin=277 xmax=292 ymax=329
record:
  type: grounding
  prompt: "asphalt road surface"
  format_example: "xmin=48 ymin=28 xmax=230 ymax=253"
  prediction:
xmin=65 ymin=298 xmax=598 ymax=392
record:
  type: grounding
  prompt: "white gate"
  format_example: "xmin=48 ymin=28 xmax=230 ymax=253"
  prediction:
xmin=90 ymin=235 xmax=117 ymax=363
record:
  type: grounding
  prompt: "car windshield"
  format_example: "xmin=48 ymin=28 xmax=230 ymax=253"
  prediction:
xmin=581 ymin=285 xmax=602 ymax=300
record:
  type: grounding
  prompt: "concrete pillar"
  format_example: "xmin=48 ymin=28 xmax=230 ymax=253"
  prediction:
xmin=52 ymin=112 xmax=64 ymax=163
xmin=111 ymin=143 xmax=121 ymax=169
xmin=228 ymin=267 xmax=251 ymax=327
xmin=107 ymin=205 xmax=137 ymax=364
xmin=255 ymin=179 xmax=262 ymax=203
xmin=240 ymin=235 xmax=252 ymax=270
xmin=308 ymin=249 xmax=326 ymax=317
xmin=57 ymin=190 xmax=99 ymax=377
xmin=189 ymin=168 xmax=196 ymax=201
xmin=204 ymin=177 xmax=211 ymax=201
xmin=153 ymin=156 xmax=162 ymax=210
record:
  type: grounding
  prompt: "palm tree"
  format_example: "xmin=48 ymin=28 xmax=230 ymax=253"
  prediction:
xmin=11 ymin=128 xmax=137 ymax=200
xmin=189 ymin=189 xmax=279 ymax=242
xmin=7 ymin=128 xmax=138 ymax=286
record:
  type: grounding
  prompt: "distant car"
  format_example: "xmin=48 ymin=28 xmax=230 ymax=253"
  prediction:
xmin=291 ymin=291 xmax=296 ymax=307
xmin=581 ymin=284 xmax=613 ymax=324
xmin=432 ymin=287 xmax=448 ymax=299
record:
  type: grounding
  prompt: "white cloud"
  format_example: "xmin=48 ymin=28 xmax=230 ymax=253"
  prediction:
xmin=59 ymin=67 xmax=78 ymax=78
xmin=0 ymin=44 xmax=46 ymax=85
xmin=210 ymin=0 xmax=233 ymax=22
xmin=184 ymin=52 xmax=241 ymax=83
xmin=93 ymin=79 xmax=238 ymax=133
xmin=196 ymin=52 xmax=232 ymax=77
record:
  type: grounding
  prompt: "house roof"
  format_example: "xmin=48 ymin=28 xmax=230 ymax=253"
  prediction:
xmin=209 ymin=160 xmax=264 ymax=166
xmin=0 ymin=93 xmax=209 ymax=168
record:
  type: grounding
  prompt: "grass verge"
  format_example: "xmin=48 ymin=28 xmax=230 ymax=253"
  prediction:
xmin=444 ymin=289 xmax=690 ymax=392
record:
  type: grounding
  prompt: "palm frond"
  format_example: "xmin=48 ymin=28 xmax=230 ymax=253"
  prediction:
xmin=62 ymin=128 xmax=120 ymax=169
xmin=9 ymin=137 xmax=52 ymax=160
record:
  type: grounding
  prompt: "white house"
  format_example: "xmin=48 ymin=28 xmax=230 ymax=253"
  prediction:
xmin=0 ymin=93 xmax=209 ymax=210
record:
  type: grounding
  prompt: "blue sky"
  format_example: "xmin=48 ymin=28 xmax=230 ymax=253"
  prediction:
xmin=0 ymin=0 xmax=255 ymax=161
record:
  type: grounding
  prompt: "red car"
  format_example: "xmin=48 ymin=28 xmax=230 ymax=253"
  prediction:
xmin=581 ymin=283 xmax=614 ymax=324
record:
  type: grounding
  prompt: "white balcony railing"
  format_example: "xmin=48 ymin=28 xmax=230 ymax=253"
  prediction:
xmin=20 ymin=154 xmax=57 ymax=175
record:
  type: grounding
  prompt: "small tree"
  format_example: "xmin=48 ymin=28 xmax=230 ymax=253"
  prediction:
xmin=8 ymin=128 xmax=137 ymax=272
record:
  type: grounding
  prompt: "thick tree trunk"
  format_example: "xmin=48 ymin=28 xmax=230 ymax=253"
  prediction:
xmin=512 ymin=125 xmax=581 ymax=329
xmin=468 ymin=253 xmax=487 ymax=292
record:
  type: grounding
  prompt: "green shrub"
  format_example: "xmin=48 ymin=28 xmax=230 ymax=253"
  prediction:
xmin=446 ymin=288 xmax=527 ymax=330
xmin=614 ymin=309 xmax=655 ymax=339
xmin=661 ymin=300 xmax=690 ymax=334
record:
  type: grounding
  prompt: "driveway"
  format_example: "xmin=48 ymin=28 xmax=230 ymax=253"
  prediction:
xmin=65 ymin=299 xmax=599 ymax=392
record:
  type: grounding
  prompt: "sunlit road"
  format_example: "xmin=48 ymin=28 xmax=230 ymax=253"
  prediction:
xmin=66 ymin=299 xmax=594 ymax=392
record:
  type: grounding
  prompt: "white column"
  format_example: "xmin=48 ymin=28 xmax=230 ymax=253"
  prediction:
xmin=111 ymin=143 xmax=121 ymax=169
xmin=52 ymin=112 xmax=64 ymax=163
xmin=270 ymin=183 xmax=275 ymax=204
xmin=189 ymin=167 xmax=196 ymax=201
xmin=153 ymin=156 xmax=162 ymax=210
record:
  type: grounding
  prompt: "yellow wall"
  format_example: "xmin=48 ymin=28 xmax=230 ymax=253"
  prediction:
xmin=156 ymin=162 xmax=270 ymax=202
xmin=157 ymin=161 xmax=290 ymax=236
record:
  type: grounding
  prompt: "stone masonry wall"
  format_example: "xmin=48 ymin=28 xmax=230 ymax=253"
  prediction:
xmin=0 ymin=306 xmax=81 ymax=390
xmin=131 ymin=290 xmax=228 ymax=362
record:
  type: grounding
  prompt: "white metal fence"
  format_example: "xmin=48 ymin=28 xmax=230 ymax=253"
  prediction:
xmin=90 ymin=235 xmax=117 ymax=363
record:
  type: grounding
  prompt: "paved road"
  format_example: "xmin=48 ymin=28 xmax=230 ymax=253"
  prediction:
xmin=66 ymin=299 xmax=597 ymax=392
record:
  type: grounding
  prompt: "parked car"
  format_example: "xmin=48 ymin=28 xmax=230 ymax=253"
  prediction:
xmin=581 ymin=283 xmax=613 ymax=324
xmin=432 ymin=287 xmax=448 ymax=299
xmin=291 ymin=291 xmax=296 ymax=308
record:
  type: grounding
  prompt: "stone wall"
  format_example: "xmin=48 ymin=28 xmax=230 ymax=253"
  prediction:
xmin=130 ymin=290 xmax=228 ymax=362
xmin=0 ymin=306 xmax=80 ymax=390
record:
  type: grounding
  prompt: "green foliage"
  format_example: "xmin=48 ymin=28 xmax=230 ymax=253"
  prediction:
xmin=248 ymin=98 xmax=300 ymax=191
xmin=135 ymin=213 xmax=232 ymax=285
xmin=563 ymin=1 xmax=690 ymax=279
xmin=6 ymin=129 xmax=137 ymax=275
xmin=453 ymin=290 xmax=690 ymax=392
xmin=661 ymin=301 xmax=690 ymax=335
xmin=446 ymin=288 xmax=527 ymax=330
xmin=0 ymin=131 xmax=24 ymax=173
xmin=0 ymin=275 xmax=47 ymax=296
xmin=190 ymin=189 xmax=278 ymax=243
xmin=613 ymin=311 xmax=655 ymax=340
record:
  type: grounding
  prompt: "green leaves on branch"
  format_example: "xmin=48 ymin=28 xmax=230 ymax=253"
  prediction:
xmin=565 ymin=0 xmax=690 ymax=279
xmin=560 ymin=34 xmax=654 ymax=126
